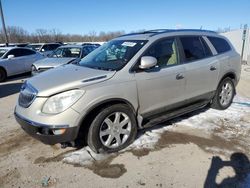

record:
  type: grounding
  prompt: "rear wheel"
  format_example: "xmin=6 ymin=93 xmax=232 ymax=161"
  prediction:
xmin=211 ymin=77 xmax=235 ymax=110
xmin=87 ymin=104 xmax=137 ymax=153
xmin=0 ymin=68 xmax=6 ymax=82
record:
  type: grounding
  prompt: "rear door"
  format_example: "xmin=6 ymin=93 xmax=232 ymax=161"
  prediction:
xmin=22 ymin=49 xmax=40 ymax=71
xmin=179 ymin=36 xmax=219 ymax=101
xmin=134 ymin=37 xmax=186 ymax=117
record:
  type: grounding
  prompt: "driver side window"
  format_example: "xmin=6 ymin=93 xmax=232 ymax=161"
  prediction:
xmin=5 ymin=49 xmax=22 ymax=58
xmin=144 ymin=38 xmax=179 ymax=68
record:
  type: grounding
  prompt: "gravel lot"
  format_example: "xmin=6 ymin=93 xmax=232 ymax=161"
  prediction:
xmin=0 ymin=65 xmax=250 ymax=188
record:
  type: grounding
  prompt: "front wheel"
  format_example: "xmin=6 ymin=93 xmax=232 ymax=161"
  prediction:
xmin=87 ymin=104 xmax=137 ymax=153
xmin=211 ymin=77 xmax=235 ymax=110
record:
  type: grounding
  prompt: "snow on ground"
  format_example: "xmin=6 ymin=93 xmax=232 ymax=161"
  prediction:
xmin=63 ymin=95 xmax=250 ymax=166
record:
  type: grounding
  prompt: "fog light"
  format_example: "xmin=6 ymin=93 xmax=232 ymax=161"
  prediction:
xmin=52 ymin=128 xmax=66 ymax=135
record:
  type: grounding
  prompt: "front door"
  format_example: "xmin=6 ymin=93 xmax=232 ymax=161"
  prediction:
xmin=134 ymin=37 xmax=186 ymax=117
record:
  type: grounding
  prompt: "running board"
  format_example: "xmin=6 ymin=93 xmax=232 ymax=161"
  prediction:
xmin=142 ymin=101 xmax=208 ymax=129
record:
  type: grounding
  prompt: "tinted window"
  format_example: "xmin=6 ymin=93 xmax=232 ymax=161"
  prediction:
xmin=22 ymin=49 xmax=36 ymax=56
xmin=144 ymin=38 xmax=178 ymax=68
xmin=207 ymin=36 xmax=231 ymax=54
xmin=6 ymin=49 xmax=24 ymax=57
xmin=50 ymin=44 xmax=60 ymax=50
xmin=6 ymin=49 xmax=35 ymax=58
xmin=180 ymin=36 xmax=210 ymax=62
xmin=41 ymin=45 xmax=51 ymax=51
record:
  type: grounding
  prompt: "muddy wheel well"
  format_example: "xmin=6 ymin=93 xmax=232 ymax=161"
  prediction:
xmin=75 ymin=99 xmax=136 ymax=147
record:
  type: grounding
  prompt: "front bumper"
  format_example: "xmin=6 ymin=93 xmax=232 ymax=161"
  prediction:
xmin=15 ymin=112 xmax=79 ymax=145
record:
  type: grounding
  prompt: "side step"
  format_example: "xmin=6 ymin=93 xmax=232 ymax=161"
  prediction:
xmin=143 ymin=101 xmax=208 ymax=129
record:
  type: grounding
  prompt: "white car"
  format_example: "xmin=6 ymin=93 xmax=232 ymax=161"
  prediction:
xmin=0 ymin=47 xmax=44 ymax=82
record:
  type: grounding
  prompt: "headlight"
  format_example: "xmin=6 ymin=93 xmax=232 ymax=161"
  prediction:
xmin=42 ymin=90 xmax=84 ymax=114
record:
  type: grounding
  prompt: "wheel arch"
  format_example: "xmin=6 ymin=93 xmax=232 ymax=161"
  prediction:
xmin=0 ymin=66 xmax=7 ymax=76
xmin=218 ymin=72 xmax=237 ymax=87
xmin=75 ymin=98 xmax=137 ymax=145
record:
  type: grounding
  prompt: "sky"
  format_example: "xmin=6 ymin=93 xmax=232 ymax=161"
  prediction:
xmin=2 ymin=0 xmax=250 ymax=35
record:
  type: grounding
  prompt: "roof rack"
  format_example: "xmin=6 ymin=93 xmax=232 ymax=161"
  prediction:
xmin=119 ymin=29 xmax=217 ymax=38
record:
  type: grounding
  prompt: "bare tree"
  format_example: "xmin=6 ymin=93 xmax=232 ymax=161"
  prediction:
xmin=0 ymin=26 xmax=127 ymax=43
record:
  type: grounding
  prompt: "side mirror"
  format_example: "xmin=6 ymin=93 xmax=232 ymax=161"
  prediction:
xmin=139 ymin=56 xmax=157 ymax=69
xmin=7 ymin=55 xmax=15 ymax=59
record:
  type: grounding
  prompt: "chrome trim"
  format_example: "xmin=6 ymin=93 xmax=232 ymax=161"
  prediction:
xmin=14 ymin=112 xmax=69 ymax=128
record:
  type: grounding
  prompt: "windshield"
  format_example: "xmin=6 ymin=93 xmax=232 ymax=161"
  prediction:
xmin=0 ymin=49 xmax=7 ymax=58
xmin=29 ymin=44 xmax=42 ymax=51
xmin=79 ymin=40 xmax=147 ymax=71
xmin=49 ymin=47 xmax=81 ymax=58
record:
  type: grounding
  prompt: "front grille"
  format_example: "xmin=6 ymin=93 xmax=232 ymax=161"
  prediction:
xmin=18 ymin=82 xmax=38 ymax=108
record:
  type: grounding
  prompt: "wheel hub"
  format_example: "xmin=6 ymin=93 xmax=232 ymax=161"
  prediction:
xmin=99 ymin=112 xmax=132 ymax=149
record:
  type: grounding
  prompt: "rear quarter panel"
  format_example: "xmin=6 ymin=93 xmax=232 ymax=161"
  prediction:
xmin=217 ymin=50 xmax=241 ymax=86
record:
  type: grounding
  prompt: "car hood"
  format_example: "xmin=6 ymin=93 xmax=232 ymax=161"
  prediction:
xmin=27 ymin=64 xmax=116 ymax=97
xmin=33 ymin=57 xmax=77 ymax=68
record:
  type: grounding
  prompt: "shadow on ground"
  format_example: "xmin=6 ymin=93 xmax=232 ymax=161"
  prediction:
xmin=0 ymin=82 xmax=22 ymax=98
xmin=204 ymin=152 xmax=250 ymax=188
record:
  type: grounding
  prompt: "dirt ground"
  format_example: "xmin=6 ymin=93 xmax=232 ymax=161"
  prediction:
xmin=0 ymin=65 xmax=250 ymax=188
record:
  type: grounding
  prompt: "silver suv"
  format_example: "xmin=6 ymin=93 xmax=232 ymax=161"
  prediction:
xmin=15 ymin=29 xmax=241 ymax=153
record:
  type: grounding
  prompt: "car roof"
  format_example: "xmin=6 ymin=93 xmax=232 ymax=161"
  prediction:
xmin=58 ymin=45 xmax=82 ymax=48
xmin=116 ymin=29 xmax=219 ymax=40
xmin=29 ymin=43 xmax=60 ymax=45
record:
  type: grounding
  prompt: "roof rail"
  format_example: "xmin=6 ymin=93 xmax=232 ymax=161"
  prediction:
xmin=118 ymin=29 xmax=217 ymax=38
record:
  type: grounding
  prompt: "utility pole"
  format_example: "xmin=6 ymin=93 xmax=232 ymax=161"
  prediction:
xmin=241 ymin=24 xmax=248 ymax=62
xmin=0 ymin=0 xmax=8 ymax=45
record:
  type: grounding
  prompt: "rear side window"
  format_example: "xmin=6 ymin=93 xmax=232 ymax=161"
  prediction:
xmin=22 ymin=49 xmax=36 ymax=56
xmin=207 ymin=36 xmax=231 ymax=54
xmin=180 ymin=36 xmax=211 ymax=62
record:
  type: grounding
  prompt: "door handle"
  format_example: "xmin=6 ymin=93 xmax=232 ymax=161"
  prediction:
xmin=210 ymin=66 xmax=217 ymax=71
xmin=176 ymin=73 xmax=184 ymax=80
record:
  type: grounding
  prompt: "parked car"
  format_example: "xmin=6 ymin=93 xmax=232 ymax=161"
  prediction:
xmin=15 ymin=29 xmax=241 ymax=153
xmin=27 ymin=43 xmax=61 ymax=56
xmin=0 ymin=47 xmax=44 ymax=82
xmin=31 ymin=45 xmax=98 ymax=75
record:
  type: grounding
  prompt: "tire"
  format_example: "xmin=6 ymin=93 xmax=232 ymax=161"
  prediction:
xmin=0 ymin=68 xmax=6 ymax=82
xmin=211 ymin=77 xmax=235 ymax=110
xmin=87 ymin=104 xmax=137 ymax=153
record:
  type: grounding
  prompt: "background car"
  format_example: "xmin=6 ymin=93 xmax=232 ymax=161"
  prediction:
xmin=31 ymin=44 xmax=98 ymax=75
xmin=0 ymin=47 xmax=44 ymax=82
xmin=27 ymin=43 xmax=61 ymax=56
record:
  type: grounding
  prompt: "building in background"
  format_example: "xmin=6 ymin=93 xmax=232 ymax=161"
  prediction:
xmin=221 ymin=28 xmax=250 ymax=64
